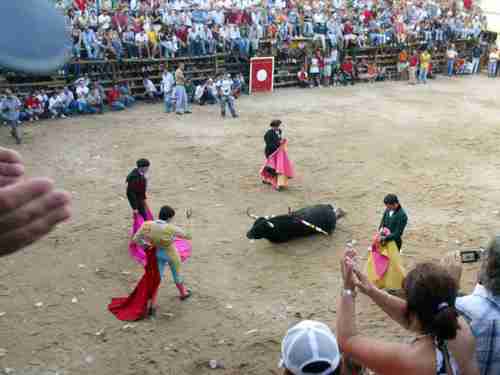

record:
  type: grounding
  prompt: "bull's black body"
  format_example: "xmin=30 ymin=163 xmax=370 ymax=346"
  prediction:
xmin=246 ymin=204 xmax=337 ymax=243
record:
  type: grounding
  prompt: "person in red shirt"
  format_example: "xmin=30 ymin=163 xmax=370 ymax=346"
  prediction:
xmin=297 ymin=66 xmax=310 ymax=88
xmin=408 ymin=50 xmax=419 ymax=85
xmin=24 ymin=92 xmax=43 ymax=121
xmin=74 ymin=0 xmax=87 ymax=13
xmin=112 ymin=8 xmax=129 ymax=33
xmin=343 ymin=21 xmax=354 ymax=49
xmin=107 ymin=85 xmax=126 ymax=111
xmin=341 ymin=57 xmax=355 ymax=85
xmin=363 ymin=8 xmax=373 ymax=25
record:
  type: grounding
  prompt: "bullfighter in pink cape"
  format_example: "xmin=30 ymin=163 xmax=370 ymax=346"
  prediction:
xmin=110 ymin=205 xmax=193 ymax=320
xmin=260 ymin=120 xmax=295 ymax=191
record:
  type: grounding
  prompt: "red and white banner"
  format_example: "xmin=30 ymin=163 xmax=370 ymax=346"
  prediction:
xmin=250 ymin=57 xmax=274 ymax=94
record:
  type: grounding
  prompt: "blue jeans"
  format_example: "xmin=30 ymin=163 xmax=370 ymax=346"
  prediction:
xmin=164 ymin=93 xmax=173 ymax=113
xmin=447 ymin=59 xmax=455 ymax=76
xmin=472 ymin=58 xmax=480 ymax=74
xmin=303 ymin=22 xmax=313 ymax=36
xmin=73 ymin=44 xmax=81 ymax=59
xmin=419 ymin=67 xmax=428 ymax=83
xmin=84 ymin=42 xmax=95 ymax=59
xmin=77 ymin=99 xmax=90 ymax=113
xmin=220 ymin=95 xmax=237 ymax=117
xmin=488 ymin=61 xmax=497 ymax=77
xmin=111 ymin=101 xmax=126 ymax=111
xmin=121 ymin=96 xmax=135 ymax=107
xmin=175 ymin=85 xmax=189 ymax=114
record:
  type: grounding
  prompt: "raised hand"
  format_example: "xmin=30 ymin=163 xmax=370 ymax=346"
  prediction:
xmin=0 ymin=147 xmax=24 ymax=187
xmin=341 ymin=249 xmax=357 ymax=291
xmin=352 ymin=264 xmax=374 ymax=296
xmin=0 ymin=178 xmax=71 ymax=256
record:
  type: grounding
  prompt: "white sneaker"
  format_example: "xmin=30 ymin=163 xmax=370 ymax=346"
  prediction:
xmin=61 ymin=114 xmax=67 ymax=119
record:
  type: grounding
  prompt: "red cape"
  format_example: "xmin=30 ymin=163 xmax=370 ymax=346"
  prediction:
xmin=108 ymin=247 xmax=161 ymax=321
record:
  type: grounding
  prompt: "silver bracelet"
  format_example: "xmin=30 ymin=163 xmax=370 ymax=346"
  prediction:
xmin=341 ymin=289 xmax=356 ymax=298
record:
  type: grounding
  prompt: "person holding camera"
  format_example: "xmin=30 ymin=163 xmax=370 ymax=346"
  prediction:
xmin=442 ymin=237 xmax=500 ymax=375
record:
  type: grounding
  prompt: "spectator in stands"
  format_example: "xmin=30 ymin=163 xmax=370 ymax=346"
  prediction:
xmin=143 ymin=77 xmax=160 ymax=101
xmin=110 ymin=30 xmax=124 ymax=60
xmin=340 ymin=57 xmax=355 ymax=86
xmin=107 ymin=85 xmax=126 ymax=111
xmin=408 ymin=49 xmax=419 ymax=85
xmin=453 ymin=235 xmax=500 ymax=375
xmin=446 ymin=43 xmax=458 ymax=77
xmin=297 ymin=66 xmax=310 ymax=88
xmin=122 ymin=26 xmax=137 ymax=58
xmin=48 ymin=93 xmax=67 ymax=119
xmin=147 ymin=27 xmax=160 ymax=58
xmin=98 ymin=9 xmax=112 ymax=31
xmin=86 ymin=86 xmax=103 ymax=114
xmin=135 ymin=29 xmax=149 ymax=59
xmin=471 ymin=44 xmax=482 ymax=75
xmin=24 ymin=92 xmax=42 ymax=122
xmin=398 ymin=49 xmax=409 ymax=81
xmin=0 ymin=90 xmax=22 ymax=144
xmin=324 ymin=48 xmax=338 ymax=87
xmin=118 ymin=82 xmax=135 ymax=107
xmin=82 ymin=26 xmax=98 ymax=59
xmin=76 ymin=80 xmax=92 ymax=113
xmin=488 ymin=48 xmax=498 ymax=78
xmin=338 ymin=252 xmax=480 ymax=375
xmin=357 ymin=59 xmax=378 ymax=84
xmin=194 ymin=79 xmax=217 ymax=105
xmin=309 ymin=53 xmax=321 ymax=87
xmin=61 ymin=87 xmax=77 ymax=115
xmin=72 ymin=27 xmax=83 ymax=60
xmin=419 ymin=48 xmax=432 ymax=84
xmin=36 ymin=90 xmax=49 ymax=117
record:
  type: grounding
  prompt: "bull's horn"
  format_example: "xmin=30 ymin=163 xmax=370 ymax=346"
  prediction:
xmin=246 ymin=208 xmax=260 ymax=219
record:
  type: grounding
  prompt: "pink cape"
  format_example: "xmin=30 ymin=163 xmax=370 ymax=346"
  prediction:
xmin=371 ymin=228 xmax=391 ymax=278
xmin=260 ymin=140 xmax=295 ymax=189
xmin=128 ymin=211 xmax=192 ymax=265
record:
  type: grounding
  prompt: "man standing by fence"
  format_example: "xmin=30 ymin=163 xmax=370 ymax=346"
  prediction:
xmin=175 ymin=63 xmax=191 ymax=115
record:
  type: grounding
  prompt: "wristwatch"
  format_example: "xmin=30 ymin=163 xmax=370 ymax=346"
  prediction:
xmin=342 ymin=289 xmax=356 ymax=298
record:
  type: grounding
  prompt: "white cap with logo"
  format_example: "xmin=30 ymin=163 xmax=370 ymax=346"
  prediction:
xmin=279 ymin=320 xmax=341 ymax=375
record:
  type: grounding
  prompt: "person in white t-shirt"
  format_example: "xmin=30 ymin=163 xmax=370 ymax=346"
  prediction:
xmin=161 ymin=69 xmax=175 ymax=113
xmin=143 ymin=78 xmax=160 ymax=101
xmin=75 ymin=81 xmax=90 ymax=113
xmin=98 ymin=10 xmax=111 ymax=31
xmin=446 ymin=44 xmax=458 ymax=77
xmin=135 ymin=31 xmax=149 ymax=59
xmin=215 ymin=74 xmax=238 ymax=118
xmin=49 ymin=93 xmax=66 ymax=119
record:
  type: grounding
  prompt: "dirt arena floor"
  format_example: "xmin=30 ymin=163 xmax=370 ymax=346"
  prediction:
xmin=0 ymin=75 xmax=498 ymax=374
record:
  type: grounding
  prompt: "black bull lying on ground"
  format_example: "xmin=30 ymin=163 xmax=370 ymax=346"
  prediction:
xmin=246 ymin=204 xmax=346 ymax=243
